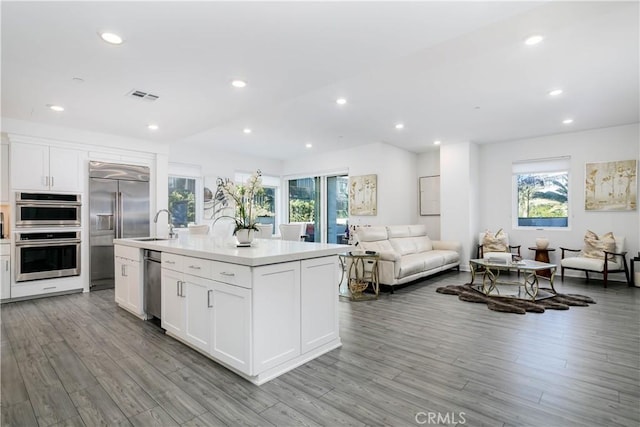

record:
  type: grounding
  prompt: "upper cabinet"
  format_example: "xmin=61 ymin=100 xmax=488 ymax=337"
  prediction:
xmin=1 ymin=143 xmax=9 ymax=202
xmin=11 ymin=142 xmax=85 ymax=192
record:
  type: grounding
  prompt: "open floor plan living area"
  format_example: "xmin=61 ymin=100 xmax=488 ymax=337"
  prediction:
xmin=1 ymin=1 xmax=639 ymax=426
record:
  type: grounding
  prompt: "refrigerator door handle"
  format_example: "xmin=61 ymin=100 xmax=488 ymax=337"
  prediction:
xmin=116 ymin=192 xmax=124 ymax=239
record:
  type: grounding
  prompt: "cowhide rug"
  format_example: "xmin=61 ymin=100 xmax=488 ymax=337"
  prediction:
xmin=435 ymin=284 xmax=596 ymax=314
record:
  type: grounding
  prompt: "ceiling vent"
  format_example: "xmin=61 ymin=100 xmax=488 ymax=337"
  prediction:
xmin=126 ymin=89 xmax=159 ymax=102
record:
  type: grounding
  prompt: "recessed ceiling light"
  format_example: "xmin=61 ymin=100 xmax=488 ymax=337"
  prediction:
xmin=148 ymin=124 xmax=159 ymax=131
xmin=71 ymin=77 xmax=84 ymax=84
xmin=47 ymin=104 xmax=64 ymax=112
xmin=524 ymin=35 xmax=544 ymax=46
xmin=548 ymin=89 xmax=563 ymax=96
xmin=434 ymin=140 xmax=441 ymax=145
xmin=99 ymin=32 xmax=124 ymax=45
xmin=336 ymin=98 xmax=347 ymax=105
xmin=243 ymin=128 xmax=252 ymax=134
xmin=395 ymin=123 xmax=404 ymax=130
xmin=562 ymin=118 xmax=574 ymax=124
xmin=231 ymin=79 xmax=247 ymax=88
xmin=305 ymin=143 xmax=313 ymax=149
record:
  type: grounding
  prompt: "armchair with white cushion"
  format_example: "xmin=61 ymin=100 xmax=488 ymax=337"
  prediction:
xmin=560 ymin=231 xmax=630 ymax=287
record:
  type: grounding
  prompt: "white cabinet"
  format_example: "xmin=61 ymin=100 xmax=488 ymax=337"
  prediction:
xmin=184 ymin=277 xmax=211 ymax=352
xmin=1 ymin=143 xmax=9 ymax=202
xmin=300 ymin=257 xmax=339 ymax=353
xmin=114 ymin=246 xmax=144 ymax=318
xmin=0 ymin=243 xmax=10 ymax=301
xmin=252 ymin=261 xmax=301 ymax=374
xmin=209 ymin=280 xmax=251 ymax=372
xmin=10 ymin=142 xmax=84 ymax=192
xmin=161 ymin=267 xmax=184 ymax=337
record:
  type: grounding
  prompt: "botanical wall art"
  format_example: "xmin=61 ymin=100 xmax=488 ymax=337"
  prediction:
xmin=349 ymin=174 xmax=377 ymax=216
xmin=585 ymin=159 xmax=637 ymax=211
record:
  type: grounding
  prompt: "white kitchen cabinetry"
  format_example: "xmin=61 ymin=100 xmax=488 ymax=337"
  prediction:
xmin=300 ymin=257 xmax=339 ymax=353
xmin=114 ymin=245 xmax=144 ymax=318
xmin=11 ymin=142 xmax=84 ymax=192
xmin=1 ymin=143 xmax=9 ymax=202
xmin=0 ymin=243 xmax=10 ymax=301
xmin=161 ymin=266 xmax=184 ymax=337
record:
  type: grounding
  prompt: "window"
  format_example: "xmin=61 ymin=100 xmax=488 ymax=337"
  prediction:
xmin=235 ymin=172 xmax=280 ymax=235
xmin=513 ymin=157 xmax=570 ymax=228
xmin=286 ymin=173 xmax=348 ymax=243
xmin=168 ymin=163 xmax=203 ymax=228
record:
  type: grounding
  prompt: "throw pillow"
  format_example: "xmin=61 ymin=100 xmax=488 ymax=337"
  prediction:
xmin=582 ymin=230 xmax=616 ymax=260
xmin=483 ymin=229 xmax=508 ymax=252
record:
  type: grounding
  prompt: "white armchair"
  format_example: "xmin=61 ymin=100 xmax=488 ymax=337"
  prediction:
xmin=560 ymin=233 xmax=630 ymax=287
xmin=279 ymin=223 xmax=306 ymax=241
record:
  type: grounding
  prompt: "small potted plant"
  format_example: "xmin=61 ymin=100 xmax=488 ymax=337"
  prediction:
xmin=219 ymin=170 xmax=263 ymax=245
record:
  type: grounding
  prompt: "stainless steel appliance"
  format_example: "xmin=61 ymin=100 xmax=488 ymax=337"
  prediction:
xmin=144 ymin=249 xmax=162 ymax=320
xmin=15 ymin=231 xmax=81 ymax=282
xmin=89 ymin=161 xmax=150 ymax=290
xmin=15 ymin=192 xmax=82 ymax=227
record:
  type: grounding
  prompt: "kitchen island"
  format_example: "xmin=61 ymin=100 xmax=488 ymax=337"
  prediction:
xmin=114 ymin=235 xmax=347 ymax=385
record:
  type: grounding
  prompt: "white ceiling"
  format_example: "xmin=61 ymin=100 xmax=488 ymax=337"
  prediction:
xmin=2 ymin=1 xmax=638 ymax=160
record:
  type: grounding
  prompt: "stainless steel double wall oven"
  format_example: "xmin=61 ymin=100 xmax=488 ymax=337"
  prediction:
xmin=14 ymin=192 xmax=82 ymax=282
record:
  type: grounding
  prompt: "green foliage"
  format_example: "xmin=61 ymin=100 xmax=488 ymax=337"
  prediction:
xmin=518 ymin=172 xmax=568 ymax=219
xmin=290 ymin=199 xmax=315 ymax=222
xmin=169 ymin=189 xmax=195 ymax=225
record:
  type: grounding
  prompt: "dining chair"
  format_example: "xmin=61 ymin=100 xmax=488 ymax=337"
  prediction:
xmin=279 ymin=223 xmax=306 ymax=241
xmin=255 ymin=223 xmax=273 ymax=239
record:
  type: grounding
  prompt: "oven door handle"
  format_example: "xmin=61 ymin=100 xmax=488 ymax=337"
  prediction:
xmin=16 ymin=239 xmax=82 ymax=247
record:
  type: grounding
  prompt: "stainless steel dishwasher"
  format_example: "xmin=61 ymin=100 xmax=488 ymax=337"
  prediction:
xmin=144 ymin=250 xmax=162 ymax=321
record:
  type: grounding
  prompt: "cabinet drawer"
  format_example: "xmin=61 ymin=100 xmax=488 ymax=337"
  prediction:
xmin=114 ymin=245 xmax=141 ymax=261
xmin=161 ymin=253 xmax=184 ymax=271
xmin=211 ymin=261 xmax=251 ymax=288
xmin=11 ymin=280 xmax=82 ymax=299
xmin=183 ymin=257 xmax=212 ymax=278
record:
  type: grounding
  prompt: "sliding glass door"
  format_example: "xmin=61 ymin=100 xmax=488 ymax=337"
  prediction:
xmin=287 ymin=174 xmax=348 ymax=243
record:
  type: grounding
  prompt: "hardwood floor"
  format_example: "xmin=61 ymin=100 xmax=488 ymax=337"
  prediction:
xmin=1 ymin=271 xmax=638 ymax=426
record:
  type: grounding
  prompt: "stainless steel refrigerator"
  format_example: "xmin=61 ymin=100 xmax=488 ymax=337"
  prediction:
xmin=89 ymin=161 xmax=150 ymax=290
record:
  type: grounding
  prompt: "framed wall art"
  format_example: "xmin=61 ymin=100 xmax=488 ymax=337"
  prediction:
xmin=419 ymin=175 xmax=440 ymax=216
xmin=349 ymin=174 xmax=377 ymax=216
xmin=585 ymin=159 xmax=637 ymax=211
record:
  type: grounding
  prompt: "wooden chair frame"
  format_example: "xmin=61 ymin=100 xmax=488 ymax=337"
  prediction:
xmin=560 ymin=247 xmax=630 ymax=288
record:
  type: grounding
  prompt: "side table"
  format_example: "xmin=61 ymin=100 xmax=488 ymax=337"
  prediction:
xmin=528 ymin=247 xmax=556 ymax=278
xmin=338 ymin=252 xmax=379 ymax=301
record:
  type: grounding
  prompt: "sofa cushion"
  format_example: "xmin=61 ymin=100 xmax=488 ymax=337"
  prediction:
xmin=387 ymin=225 xmax=412 ymax=238
xmin=399 ymin=254 xmax=426 ymax=277
xmin=423 ymin=252 xmax=445 ymax=270
xmin=355 ymin=226 xmax=388 ymax=242
xmin=562 ymin=256 xmax=622 ymax=271
xmin=415 ymin=236 xmax=433 ymax=252
xmin=359 ymin=239 xmax=394 ymax=254
xmin=581 ymin=230 xmax=615 ymax=260
xmin=390 ymin=238 xmax=417 ymax=256
xmin=431 ymin=249 xmax=460 ymax=265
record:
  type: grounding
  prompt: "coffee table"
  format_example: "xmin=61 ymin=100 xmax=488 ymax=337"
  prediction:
xmin=469 ymin=258 xmax=557 ymax=300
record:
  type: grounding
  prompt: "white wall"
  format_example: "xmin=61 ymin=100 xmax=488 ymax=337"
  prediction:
xmin=478 ymin=123 xmax=639 ymax=282
xmin=417 ymin=150 xmax=441 ymax=238
xmin=282 ymin=142 xmax=418 ymax=226
xmin=440 ymin=142 xmax=480 ymax=270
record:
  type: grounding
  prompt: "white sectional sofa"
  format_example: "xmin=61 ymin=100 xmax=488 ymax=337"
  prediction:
xmin=353 ymin=225 xmax=462 ymax=292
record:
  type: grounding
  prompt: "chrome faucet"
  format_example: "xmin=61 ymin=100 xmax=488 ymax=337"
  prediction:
xmin=154 ymin=209 xmax=176 ymax=238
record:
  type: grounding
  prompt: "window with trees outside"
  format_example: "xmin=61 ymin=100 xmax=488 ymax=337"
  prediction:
xmin=513 ymin=157 xmax=570 ymax=228
xmin=169 ymin=176 xmax=197 ymax=228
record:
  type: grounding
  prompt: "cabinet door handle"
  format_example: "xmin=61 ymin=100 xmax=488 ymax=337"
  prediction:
xmin=220 ymin=272 xmax=235 ymax=277
xmin=4 ymin=260 xmax=8 ymax=271
xmin=51 ymin=176 xmax=54 ymax=187
xmin=165 ymin=260 xmax=175 ymax=265
xmin=43 ymin=286 xmax=57 ymax=290
xmin=207 ymin=289 xmax=212 ymax=308
xmin=44 ymin=176 xmax=49 ymax=186
xmin=176 ymin=280 xmax=180 ymax=296
xmin=123 ymin=264 xmax=127 ymax=277
xmin=188 ymin=265 xmax=201 ymax=270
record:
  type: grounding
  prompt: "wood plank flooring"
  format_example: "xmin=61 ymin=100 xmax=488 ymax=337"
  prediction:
xmin=1 ymin=271 xmax=638 ymax=426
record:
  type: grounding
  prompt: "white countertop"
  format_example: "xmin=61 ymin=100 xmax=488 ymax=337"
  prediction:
xmin=114 ymin=235 xmax=351 ymax=267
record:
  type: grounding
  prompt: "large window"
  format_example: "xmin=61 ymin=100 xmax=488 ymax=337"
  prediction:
xmin=513 ymin=158 xmax=570 ymax=228
xmin=168 ymin=163 xmax=203 ymax=228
